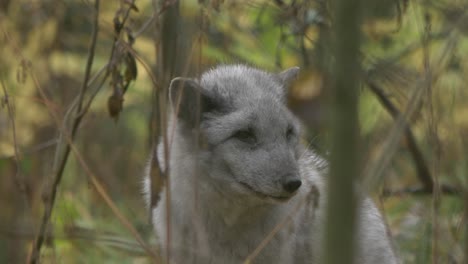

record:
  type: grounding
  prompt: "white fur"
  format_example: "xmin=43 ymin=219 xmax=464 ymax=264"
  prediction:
xmin=143 ymin=65 xmax=398 ymax=263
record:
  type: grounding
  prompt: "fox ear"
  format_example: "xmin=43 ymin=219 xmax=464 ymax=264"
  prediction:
xmin=278 ymin=67 xmax=300 ymax=87
xmin=169 ymin=77 xmax=220 ymax=127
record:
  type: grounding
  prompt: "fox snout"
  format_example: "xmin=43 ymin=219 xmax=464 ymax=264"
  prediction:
xmin=280 ymin=173 xmax=302 ymax=193
xmin=282 ymin=179 xmax=302 ymax=193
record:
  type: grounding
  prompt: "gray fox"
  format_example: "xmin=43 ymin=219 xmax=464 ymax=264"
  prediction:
xmin=143 ymin=65 xmax=398 ymax=263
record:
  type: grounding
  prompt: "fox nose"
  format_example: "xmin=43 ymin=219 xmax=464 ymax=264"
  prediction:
xmin=282 ymin=179 xmax=302 ymax=193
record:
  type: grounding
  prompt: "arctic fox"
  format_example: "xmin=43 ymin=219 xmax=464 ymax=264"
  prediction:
xmin=143 ymin=65 xmax=398 ymax=263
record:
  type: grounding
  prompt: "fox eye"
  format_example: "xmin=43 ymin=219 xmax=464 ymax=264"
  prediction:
xmin=232 ymin=128 xmax=257 ymax=144
xmin=286 ymin=125 xmax=295 ymax=140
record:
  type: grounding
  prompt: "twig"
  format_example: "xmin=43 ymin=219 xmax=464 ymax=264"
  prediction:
xmin=275 ymin=27 xmax=286 ymax=68
xmin=25 ymin=38 xmax=161 ymax=263
xmin=2 ymin=0 xmax=160 ymax=262
xmin=0 ymin=78 xmax=26 ymax=196
xmin=464 ymin=191 xmax=468 ymax=264
xmin=382 ymin=185 xmax=461 ymax=197
xmin=362 ymin=27 xmax=460 ymax=193
xmin=24 ymin=139 xmax=57 ymax=155
xmin=132 ymin=0 xmax=177 ymax=38
xmin=418 ymin=8 xmax=443 ymax=264
xmin=0 ymin=225 xmax=149 ymax=255
xmin=365 ymin=80 xmax=433 ymax=191
xmin=152 ymin=1 xmax=184 ymax=262
xmin=29 ymin=1 xmax=101 ymax=262
xmin=374 ymin=30 xmax=449 ymax=66
xmin=29 ymin=0 xmax=145 ymax=259
xmin=0 ymin=138 xmax=58 ymax=160
xmin=29 ymin=0 xmax=160 ymax=259
xmin=77 ymin=63 xmax=109 ymax=118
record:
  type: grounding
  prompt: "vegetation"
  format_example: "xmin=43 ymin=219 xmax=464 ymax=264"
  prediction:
xmin=0 ymin=0 xmax=467 ymax=263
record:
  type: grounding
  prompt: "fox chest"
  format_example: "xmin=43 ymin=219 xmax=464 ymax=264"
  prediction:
xmin=168 ymin=214 xmax=314 ymax=263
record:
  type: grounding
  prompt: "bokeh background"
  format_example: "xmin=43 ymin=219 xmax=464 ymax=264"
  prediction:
xmin=0 ymin=0 xmax=467 ymax=263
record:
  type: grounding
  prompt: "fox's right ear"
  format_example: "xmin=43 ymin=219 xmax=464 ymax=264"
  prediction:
xmin=169 ymin=77 xmax=220 ymax=128
xmin=278 ymin=67 xmax=300 ymax=88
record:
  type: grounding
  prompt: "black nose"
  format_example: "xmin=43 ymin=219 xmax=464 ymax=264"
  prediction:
xmin=283 ymin=179 xmax=302 ymax=193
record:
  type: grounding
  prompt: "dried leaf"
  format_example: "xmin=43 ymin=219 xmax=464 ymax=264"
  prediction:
xmin=124 ymin=52 xmax=137 ymax=85
xmin=108 ymin=89 xmax=124 ymax=120
xmin=126 ymin=29 xmax=135 ymax=45
xmin=113 ymin=16 xmax=122 ymax=34
xmin=16 ymin=62 xmax=27 ymax=84
xmin=123 ymin=0 xmax=139 ymax=12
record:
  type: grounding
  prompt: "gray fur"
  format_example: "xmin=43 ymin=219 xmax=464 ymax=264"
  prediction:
xmin=143 ymin=65 xmax=398 ymax=263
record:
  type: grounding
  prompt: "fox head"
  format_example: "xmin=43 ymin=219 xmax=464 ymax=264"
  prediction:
xmin=169 ymin=65 xmax=302 ymax=203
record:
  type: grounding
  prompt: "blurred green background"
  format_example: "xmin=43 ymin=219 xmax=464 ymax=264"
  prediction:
xmin=0 ymin=0 xmax=467 ymax=263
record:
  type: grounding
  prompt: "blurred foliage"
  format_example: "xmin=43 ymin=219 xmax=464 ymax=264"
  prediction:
xmin=0 ymin=0 xmax=467 ymax=263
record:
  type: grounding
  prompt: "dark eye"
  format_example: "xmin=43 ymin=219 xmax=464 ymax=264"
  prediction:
xmin=232 ymin=128 xmax=257 ymax=144
xmin=286 ymin=125 xmax=295 ymax=140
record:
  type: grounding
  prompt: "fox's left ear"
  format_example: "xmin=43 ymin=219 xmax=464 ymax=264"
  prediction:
xmin=169 ymin=77 xmax=223 ymax=128
xmin=278 ymin=67 xmax=300 ymax=87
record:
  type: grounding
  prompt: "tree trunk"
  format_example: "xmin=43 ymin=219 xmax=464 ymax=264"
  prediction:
xmin=324 ymin=0 xmax=363 ymax=263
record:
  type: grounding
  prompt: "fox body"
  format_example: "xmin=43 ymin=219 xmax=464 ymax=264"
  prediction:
xmin=143 ymin=65 xmax=398 ymax=263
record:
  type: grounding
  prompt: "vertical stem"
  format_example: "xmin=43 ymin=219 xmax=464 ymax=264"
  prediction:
xmin=324 ymin=0 xmax=363 ymax=263
xmin=464 ymin=191 xmax=468 ymax=264
xmin=153 ymin=1 xmax=183 ymax=262
xmin=420 ymin=8 xmax=441 ymax=264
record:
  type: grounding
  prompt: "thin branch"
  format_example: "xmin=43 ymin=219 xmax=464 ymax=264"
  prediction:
xmin=464 ymin=191 xmax=468 ymax=264
xmin=0 ymin=79 xmax=24 ymax=190
xmin=77 ymin=7 xmax=99 ymax=114
xmin=77 ymin=63 xmax=109 ymax=118
xmin=132 ymin=0 xmax=177 ymax=38
xmin=0 ymin=139 xmax=58 ymax=160
xmin=152 ymin=1 xmax=184 ymax=262
xmin=1 ymin=225 xmax=149 ymax=256
xmin=21 ymin=0 xmax=161 ymax=261
xmin=362 ymin=27 xmax=460 ymax=193
xmin=382 ymin=184 xmax=461 ymax=197
xmin=363 ymin=10 xmax=468 ymax=194
xmin=25 ymin=40 xmax=161 ymax=264
xmin=29 ymin=1 xmax=101 ymax=262
xmin=28 ymin=1 xmax=144 ymax=258
xmin=365 ymin=79 xmax=433 ymax=191
xmin=374 ymin=30 xmax=450 ymax=66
